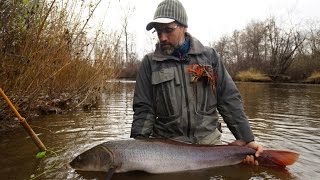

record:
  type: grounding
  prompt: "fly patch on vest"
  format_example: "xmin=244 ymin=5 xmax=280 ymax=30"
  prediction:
xmin=187 ymin=64 xmax=218 ymax=92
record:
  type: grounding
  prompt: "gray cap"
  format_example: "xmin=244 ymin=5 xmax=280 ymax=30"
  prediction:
xmin=146 ymin=0 xmax=188 ymax=31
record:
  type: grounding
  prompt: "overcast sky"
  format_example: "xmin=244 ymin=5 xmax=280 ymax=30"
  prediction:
xmin=92 ymin=0 xmax=320 ymax=57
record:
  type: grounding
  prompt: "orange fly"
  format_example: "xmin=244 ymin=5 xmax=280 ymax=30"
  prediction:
xmin=187 ymin=64 xmax=217 ymax=91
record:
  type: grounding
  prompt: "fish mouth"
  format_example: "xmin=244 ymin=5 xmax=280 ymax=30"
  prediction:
xmin=69 ymin=158 xmax=77 ymax=169
xmin=69 ymin=155 xmax=83 ymax=170
xmin=69 ymin=144 xmax=115 ymax=172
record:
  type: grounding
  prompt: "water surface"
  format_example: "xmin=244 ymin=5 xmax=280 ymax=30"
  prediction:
xmin=0 ymin=82 xmax=319 ymax=179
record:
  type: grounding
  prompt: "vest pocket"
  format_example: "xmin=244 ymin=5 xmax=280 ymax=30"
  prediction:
xmin=152 ymin=67 xmax=180 ymax=121
xmin=194 ymin=82 xmax=217 ymax=115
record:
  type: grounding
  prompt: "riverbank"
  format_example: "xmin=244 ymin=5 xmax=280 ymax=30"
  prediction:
xmin=0 ymin=92 xmax=99 ymax=134
xmin=235 ymin=69 xmax=320 ymax=84
xmin=1 ymin=80 xmax=319 ymax=135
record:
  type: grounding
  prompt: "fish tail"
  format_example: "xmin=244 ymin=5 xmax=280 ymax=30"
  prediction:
xmin=258 ymin=149 xmax=300 ymax=167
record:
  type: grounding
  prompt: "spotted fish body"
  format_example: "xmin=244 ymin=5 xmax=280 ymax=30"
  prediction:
xmin=70 ymin=139 xmax=299 ymax=174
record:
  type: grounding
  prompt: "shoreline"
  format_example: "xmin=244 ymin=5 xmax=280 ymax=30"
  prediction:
xmin=1 ymin=81 xmax=319 ymax=135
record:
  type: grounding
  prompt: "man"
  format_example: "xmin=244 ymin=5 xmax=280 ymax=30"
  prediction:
xmin=130 ymin=0 xmax=262 ymax=165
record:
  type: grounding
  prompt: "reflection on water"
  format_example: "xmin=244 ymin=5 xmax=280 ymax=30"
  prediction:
xmin=237 ymin=83 xmax=320 ymax=180
xmin=0 ymin=82 xmax=319 ymax=179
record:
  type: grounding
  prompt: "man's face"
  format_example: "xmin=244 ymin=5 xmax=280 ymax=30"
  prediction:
xmin=154 ymin=22 xmax=186 ymax=55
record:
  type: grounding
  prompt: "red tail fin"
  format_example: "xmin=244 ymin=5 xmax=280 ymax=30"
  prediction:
xmin=258 ymin=150 xmax=299 ymax=167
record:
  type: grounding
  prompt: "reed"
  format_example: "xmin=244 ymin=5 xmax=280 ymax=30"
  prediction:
xmin=305 ymin=71 xmax=320 ymax=84
xmin=235 ymin=68 xmax=272 ymax=82
xmin=0 ymin=0 xmax=122 ymax=127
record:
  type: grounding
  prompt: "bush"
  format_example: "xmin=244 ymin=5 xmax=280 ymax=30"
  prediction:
xmin=305 ymin=71 xmax=320 ymax=84
xmin=0 ymin=0 xmax=122 ymax=131
xmin=235 ymin=68 xmax=272 ymax=82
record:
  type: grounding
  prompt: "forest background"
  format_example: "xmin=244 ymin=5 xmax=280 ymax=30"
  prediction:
xmin=1 ymin=0 xmax=319 ymax=132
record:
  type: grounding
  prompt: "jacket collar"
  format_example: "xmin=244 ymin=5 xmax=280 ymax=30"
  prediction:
xmin=153 ymin=33 xmax=206 ymax=61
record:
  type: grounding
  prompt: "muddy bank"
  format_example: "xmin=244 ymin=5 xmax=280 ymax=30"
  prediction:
xmin=0 ymin=93 xmax=98 ymax=135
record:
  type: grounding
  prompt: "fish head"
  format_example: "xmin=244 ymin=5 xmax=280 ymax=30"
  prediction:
xmin=70 ymin=144 xmax=113 ymax=172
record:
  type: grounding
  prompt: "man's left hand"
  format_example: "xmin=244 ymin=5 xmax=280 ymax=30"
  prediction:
xmin=229 ymin=140 xmax=263 ymax=165
xmin=243 ymin=141 xmax=263 ymax=165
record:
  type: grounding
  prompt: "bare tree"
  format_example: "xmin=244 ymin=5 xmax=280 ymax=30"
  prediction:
xmin=230 ymin=30 xmax=244 ymax=65
xmin=242 ymin=21 xmax=266 ymax=68
xmin=121 ymin=4 xmax=135 ymax=64
xmin=212 ymin=35 xmax=229 ymax=63
xmin=211 ymin=17 xmax=309 ymax=81
xmin=308 ymin=23 xmax=320 ymax=58
xmin=265 ymin=18 xmax=305 ymax=80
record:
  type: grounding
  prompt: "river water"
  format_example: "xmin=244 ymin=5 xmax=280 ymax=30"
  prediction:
xmin=0 ymin=81 xmax=319 ymax=180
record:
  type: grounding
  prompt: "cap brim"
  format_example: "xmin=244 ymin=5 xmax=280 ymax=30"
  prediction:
xmin=146 ymin=18 xmax=175 ymax=31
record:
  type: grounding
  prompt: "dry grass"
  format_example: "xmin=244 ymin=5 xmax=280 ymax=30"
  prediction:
xmin=0 ymin=0 xmax=124 ymax=128
xmin=305 ymin=71 xmax=320 ymax=84
xmin=235 ymin=68 xmax=272 ymax=82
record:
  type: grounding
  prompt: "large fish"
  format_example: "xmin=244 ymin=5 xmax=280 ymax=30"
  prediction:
xmin=70 ymin=139 xmax=299 ymax=175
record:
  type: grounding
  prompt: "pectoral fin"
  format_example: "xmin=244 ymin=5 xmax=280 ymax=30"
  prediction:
xmin=105 ymin=167 xmax=116 ymax=180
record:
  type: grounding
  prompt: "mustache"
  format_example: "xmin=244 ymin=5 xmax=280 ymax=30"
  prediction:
xmin=160 ymin=42 xmax=172 ymax=46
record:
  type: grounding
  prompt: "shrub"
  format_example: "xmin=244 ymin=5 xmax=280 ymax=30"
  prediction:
xmin=305 ymin=71 xmax=320 ymax=84
xmin=0 ymin=0 xmax=123 ymax=130
xmin=235 ymin=68 xmax=272 ymax=82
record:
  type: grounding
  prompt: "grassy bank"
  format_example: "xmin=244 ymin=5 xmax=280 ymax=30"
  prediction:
xmin=0 ymin=0 xmax=123 ymax=132
xmin=234 ymin=68 xmax=320 ymax=84
xmin=235 ymin=68 xmax=272 ymax=82
xmin=305 ymin=71 xmax=320 ymax=84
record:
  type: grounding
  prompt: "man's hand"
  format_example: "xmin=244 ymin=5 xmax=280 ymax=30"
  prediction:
xmin=243 ymin=141 xmax=263 ymax=165
xmin=229 ymin=140 xmax=263 ymax=165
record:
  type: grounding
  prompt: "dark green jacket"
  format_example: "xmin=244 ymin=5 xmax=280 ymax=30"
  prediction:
xmin=130 ymin=33 xmax=254 ymax=143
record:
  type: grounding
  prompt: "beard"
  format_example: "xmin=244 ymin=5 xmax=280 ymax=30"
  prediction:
xmin=159 ymin=37 xmax=185 ymax=56
xmin=160 ymin=43 xmax=176 ymax=56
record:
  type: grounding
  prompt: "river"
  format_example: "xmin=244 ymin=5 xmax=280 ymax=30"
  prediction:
xmin=0 ymin=81 xmax=319 ymax=180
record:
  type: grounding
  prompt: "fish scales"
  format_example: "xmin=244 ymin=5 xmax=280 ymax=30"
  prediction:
xmin=88 ymin=139 xmax=256 ymax=173
xmin=70 ymin=139 xmax=299 ymax=175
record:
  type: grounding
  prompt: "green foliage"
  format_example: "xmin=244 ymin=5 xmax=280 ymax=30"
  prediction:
xmin=36 ymin=151 xmax=46 ymax=159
